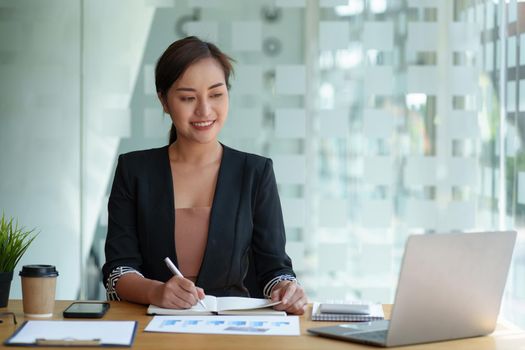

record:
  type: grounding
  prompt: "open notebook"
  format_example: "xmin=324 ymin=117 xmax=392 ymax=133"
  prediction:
xmin=147 ymin=296 xmax=285 ymax=316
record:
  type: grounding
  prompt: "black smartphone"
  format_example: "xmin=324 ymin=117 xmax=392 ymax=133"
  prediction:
xmin=63 ymin=302 xmax=110 ymax=318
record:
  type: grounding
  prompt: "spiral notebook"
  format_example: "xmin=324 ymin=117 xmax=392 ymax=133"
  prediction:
xmin=311 ymin=302 xmax=384 ymax=322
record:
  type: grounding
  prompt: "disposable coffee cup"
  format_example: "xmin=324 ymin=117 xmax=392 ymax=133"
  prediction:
xmin=19 ymin=265 xmax=59 ymax=317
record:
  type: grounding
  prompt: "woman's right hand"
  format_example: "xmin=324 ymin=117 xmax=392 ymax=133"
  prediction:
xmin=149 ymin=276 xmax=205 ymax=309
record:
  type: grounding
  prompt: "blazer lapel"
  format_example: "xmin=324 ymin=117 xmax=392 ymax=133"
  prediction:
xmin=196 ymin=145 xmax=243 ymax=291
xmin=152 ymin=146 xmax=177 ymax=278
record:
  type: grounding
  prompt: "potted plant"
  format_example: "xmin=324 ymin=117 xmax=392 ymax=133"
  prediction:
xmin=0 ymin=212 xmax=38 ymax=307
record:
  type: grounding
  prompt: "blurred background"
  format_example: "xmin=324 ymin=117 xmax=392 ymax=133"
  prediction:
xmin=1 ymin=0 xmax=525 ymax=327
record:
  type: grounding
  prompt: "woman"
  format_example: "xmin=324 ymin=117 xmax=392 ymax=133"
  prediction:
xmin=102 ymin=36 xmax=307 ymax=315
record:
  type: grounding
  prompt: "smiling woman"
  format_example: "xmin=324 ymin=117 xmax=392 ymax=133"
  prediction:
xmin=154 ymin=37 xmax=234 ymax=145
xmin=159 ymin=57 xmax=229 ymax=146
xmin=102 ymin=36 xmax=308 ymax=315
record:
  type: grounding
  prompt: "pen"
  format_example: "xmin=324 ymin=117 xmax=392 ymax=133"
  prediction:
xmin=164 ymin=257 xmax=207 ymax=310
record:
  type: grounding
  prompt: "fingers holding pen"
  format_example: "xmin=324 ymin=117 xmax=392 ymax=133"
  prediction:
xmin=163 ymin=276 xmax=201 ymax=308
xmin=150 ymin=276 xmax=206 ymax=309
xmin=149 ymin=279 xmax=190 ymax=309
xmin=196 ymin=287 xmax=205 ymax=301
xmin=179 ymin=278 xmax=207 ymax=305
xmin=163 ymin=257 xmax=206 ymax=308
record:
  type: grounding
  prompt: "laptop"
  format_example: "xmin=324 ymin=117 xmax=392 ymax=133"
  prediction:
xmin=308 ymin=231 xmax=517 ymax=347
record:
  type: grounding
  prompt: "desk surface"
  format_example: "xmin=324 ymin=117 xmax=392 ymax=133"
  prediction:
xmin=1 ymin=300 xmax=524 ymax=349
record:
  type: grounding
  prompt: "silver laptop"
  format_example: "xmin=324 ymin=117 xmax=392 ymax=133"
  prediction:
xmin=308 ymin=231 xmax=517 ymax=347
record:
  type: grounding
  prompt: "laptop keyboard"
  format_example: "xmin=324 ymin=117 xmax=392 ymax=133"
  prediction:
xmin=349 ymin=330 xmax=388 ymax=344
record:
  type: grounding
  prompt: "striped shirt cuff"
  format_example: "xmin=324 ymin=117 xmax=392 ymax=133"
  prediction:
xmin=105 ymin=266 xmax=144 ymax=301
xmin=263 ymin=274 xmax=297 ymax=298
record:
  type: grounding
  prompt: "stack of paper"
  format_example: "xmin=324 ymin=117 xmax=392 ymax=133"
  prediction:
xmin=311 ymin=302 xmax=384 ymax=321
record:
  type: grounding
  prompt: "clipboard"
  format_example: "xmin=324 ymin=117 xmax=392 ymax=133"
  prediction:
xmin=4 ymin=320 xmax=138 ymax=347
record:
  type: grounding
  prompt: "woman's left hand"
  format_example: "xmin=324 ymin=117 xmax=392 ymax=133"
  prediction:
xmin=271 ymin=280 xmax=307 ymax=315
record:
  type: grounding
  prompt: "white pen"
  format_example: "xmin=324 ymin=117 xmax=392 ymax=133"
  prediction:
xmin=164 ymin=257 xmax=207 ymax=310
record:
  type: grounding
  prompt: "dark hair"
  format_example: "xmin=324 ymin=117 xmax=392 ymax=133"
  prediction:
xmin=155 ymin=36 xmax=235 ymax=144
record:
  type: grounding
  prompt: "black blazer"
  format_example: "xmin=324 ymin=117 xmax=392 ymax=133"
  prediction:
xmin=102 ymin=144 xmax=295 ymax=297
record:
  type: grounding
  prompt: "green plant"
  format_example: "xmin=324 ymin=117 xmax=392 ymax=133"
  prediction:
xmin=0 ymin=213 xmax=38 ymax=272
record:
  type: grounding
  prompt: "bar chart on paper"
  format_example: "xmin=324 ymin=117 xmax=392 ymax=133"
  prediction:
xmin=144 ymin=315 xmax=300 ymax=336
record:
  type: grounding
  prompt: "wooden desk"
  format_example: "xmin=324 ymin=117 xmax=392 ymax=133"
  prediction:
xmin=1 ymin=300 xmax=524 ymax=349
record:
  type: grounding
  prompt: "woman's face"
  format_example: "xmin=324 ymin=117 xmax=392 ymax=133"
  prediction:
xmin=160 ymin=57 xmax=229 ymax=145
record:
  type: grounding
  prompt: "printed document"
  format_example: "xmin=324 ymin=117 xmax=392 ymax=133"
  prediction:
xmin=145 ymin=315 xmax=300 ymax=336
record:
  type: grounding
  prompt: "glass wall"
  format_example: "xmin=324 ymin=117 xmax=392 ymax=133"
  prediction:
xmin=1 ymin=0 xmax=524 ymax=327
xmin=0 ymin=0 xmax=81 ymax=299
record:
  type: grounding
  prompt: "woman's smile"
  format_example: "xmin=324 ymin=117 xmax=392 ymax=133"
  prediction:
xmin=190 ymin=120 xmax=215 ymax=130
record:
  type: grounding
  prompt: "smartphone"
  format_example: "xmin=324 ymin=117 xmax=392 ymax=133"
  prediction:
xmin=63 ymin=302 xmax=110 ymax=318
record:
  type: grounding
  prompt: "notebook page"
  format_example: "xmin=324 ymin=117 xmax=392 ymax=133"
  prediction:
xmin=147 ymin=295 xmax=217 ymax=315
xmin=216 ymin=297 xmax=280 ymax=311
